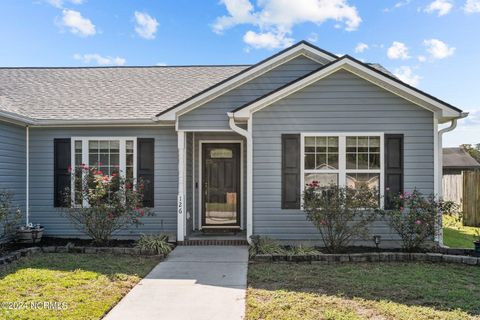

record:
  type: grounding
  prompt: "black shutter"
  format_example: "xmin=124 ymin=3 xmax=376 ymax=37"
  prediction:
xmin=137 ymin=138 xmax=155 ymax=207
xmin=384 ymin=134 xmax=404 ymax=209
xmin=282 ymin=134 xmax=301 ymax=209
xmin=54 ymin=138 xmax=71 ymax=207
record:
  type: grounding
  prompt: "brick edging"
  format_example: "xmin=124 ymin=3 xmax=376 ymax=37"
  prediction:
xmin=0 ymin=246 xmax=165 ymax=269
xmin=251 ymin=252 xmax=480 ymax=266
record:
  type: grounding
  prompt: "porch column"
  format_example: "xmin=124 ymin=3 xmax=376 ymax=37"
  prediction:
xmin=177 ymin=131 xmax=186 ymax=241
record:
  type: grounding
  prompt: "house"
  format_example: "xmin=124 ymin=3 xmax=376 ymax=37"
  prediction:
xmin=443 ymin=147 xmax=480 ymax=175
xmin=0 ymin=41 xmax=466 ymax=247
xmin=442 ymin=147 xmax=480 ymax=210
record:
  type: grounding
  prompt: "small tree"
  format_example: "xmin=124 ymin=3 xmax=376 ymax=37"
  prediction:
xmin=0 ymin=190 xmax=22 ymax=249
xmin=303 ymin=182 xmax=380 ymax=253
xmin=62 ymin=165 xmax=151 ymax=245
xmin=382 ymin=189 xmax=440 ymax=251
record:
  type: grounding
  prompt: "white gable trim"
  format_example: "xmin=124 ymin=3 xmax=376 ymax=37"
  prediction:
xmin=156 ymin=42 xmax=336 ymax=122
xmin=233 ymin=58 xmax=462 ymax=122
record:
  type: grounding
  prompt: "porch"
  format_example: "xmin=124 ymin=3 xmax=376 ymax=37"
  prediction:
xmin=176 ymin=131 xmax=249 ymax=243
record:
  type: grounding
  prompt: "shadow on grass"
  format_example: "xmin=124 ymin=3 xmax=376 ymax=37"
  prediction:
xmin=248 ymin=262 xmax=480 ymax=317
xmin=0 ymin=253 xmax=161 ymax=280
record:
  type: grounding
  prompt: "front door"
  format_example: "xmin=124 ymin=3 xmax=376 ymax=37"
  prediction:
xmin=202 ymin=143 xmax=241 ymax=228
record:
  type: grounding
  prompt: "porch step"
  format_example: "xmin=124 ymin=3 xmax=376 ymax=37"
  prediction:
xmin=178 ymin=239 xmax=248 ymax=246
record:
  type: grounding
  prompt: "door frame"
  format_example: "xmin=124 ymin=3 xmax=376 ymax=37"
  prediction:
xmin=198 ymin=140 xmax=244 ymax=230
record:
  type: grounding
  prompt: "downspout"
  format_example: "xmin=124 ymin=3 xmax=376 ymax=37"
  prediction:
xmin=26 ymin=125 xmax=29 ymax=226
xmin=436 ymin=112 xmax=468 ymax=246
xmin=227 ymin=112 xmax=253 ymax=245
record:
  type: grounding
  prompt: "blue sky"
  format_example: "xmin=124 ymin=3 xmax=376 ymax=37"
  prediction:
xmin=0 ymin=0 xmax=479 ymax=146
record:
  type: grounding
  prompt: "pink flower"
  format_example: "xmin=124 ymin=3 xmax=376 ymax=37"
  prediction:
xmin=139 ymin=210 xmax=145 ymax=217
xmin=67 ymin=165 xmax=72 ymax=173
xmin=96 ymin=170 xmax=103 ymax=175
xmin=399 ymin=195 xmax=404 ymax=200
xmin=415 ymin=220 xmax=422 ymax=225
xmin=320 ymin=220 xmax=327 ymax=225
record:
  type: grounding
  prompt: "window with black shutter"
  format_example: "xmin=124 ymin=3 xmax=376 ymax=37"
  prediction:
xmin=384 ymin=134 xmax=404 ymax=209
xmin=282 ymin=134 xmax=301 ymax=209
xmin=137 ymin=138 xmax=155 ymax=207
xmin=54 ymin=138 xmax=71 ymax=207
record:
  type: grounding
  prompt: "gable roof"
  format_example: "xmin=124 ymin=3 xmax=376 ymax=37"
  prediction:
xmin=155 ymin=41 xmax=338 ymax=121
xmin=443 ymin=147 xmax=480 ymax=170
xmin=232 ymin=55 xmax=463 ymax=122
xmin=0 ymin=65 xmax=248 ymax=124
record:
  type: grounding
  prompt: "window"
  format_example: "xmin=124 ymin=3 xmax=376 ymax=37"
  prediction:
xmin=71 ymin=137 xmax=137 ymax=206
xmin=302 ymin=133 xmax=384 ymax=204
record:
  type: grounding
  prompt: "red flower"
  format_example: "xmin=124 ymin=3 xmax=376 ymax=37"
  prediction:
xmin=139 ymin=183 xmax=145 ymax=189
xmin=96 ymin=170 xmax=103 ymax=175
xmin=139 ymin=210 xmax=145 ymax=217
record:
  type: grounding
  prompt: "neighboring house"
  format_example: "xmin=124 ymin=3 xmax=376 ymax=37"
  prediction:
xmin=0 ymin=41 xmax=467 ymax=247
xmin=442 ymin=147 xmax=480 ymax=205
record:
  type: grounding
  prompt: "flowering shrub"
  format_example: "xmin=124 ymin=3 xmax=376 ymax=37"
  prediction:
xmin=382 ymin=189 xmax=440 ymax=251
xmin=62 ymin=164 xmax=151 ymax=245
xmin=302 ymin=182 xmax=380 ymax=253
xmin=0 ymin=190 xmax=22 ymax=248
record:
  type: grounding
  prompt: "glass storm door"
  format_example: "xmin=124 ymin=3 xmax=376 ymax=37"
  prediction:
xmin=202 ymin=143 xmax=241 ymax=227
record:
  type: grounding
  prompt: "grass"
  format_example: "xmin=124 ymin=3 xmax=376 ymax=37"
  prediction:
xmin=443 ymin=214 xmax=480 ymax=248
xmin=0 ymin=253 xmax=160 ymax=320
xmin=247 ymin=262 xmax=480 ymax=320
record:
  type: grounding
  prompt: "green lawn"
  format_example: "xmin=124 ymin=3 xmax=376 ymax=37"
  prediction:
xmin=443 ymin=215 xmax=480 ymax=248
xmin=247 ymin=262 xmax=480 ymax=320
xmin=0 ymin=253 xmax=160 ymax=320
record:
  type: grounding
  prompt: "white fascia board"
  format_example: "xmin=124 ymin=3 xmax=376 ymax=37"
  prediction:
xmin=234 ymin=58 xmax=461 ymax=119
xmin=0 ymin=110 xmax=35 ymax=126
xmin=156 ymin=43 xmax=336 ymax=122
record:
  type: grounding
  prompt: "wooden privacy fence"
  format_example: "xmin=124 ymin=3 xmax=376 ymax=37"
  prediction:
xmin=462 ymin=171 xmax=480 ymax=227
xmin=442 ymin=174 xmax=463 ymax=205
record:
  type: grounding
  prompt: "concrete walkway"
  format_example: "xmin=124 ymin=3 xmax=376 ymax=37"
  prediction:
xmin=104 ymin=246 xmax=249 ymax=320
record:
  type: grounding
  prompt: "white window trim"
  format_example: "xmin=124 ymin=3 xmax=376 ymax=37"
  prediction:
xmin=70 ymin=137 xmax=137 ymax=207
xmin=300 ymin=132 xmax=385 ymax=208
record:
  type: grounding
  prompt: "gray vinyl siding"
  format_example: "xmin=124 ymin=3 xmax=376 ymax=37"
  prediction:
xmin=29 ymin=127 xmax=178 ymax=238
xmin=178 ymin=55 xmax=322 ymax=131
xmin=0 ymin=121 xmax=26 ymax=212
xmin=190 ymin=132 xmax=246 ymax=231
xmin=252 ymin=70 xmax=434 ymax=244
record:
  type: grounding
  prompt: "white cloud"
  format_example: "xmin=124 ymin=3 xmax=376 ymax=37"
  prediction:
xmin=384 ymin=0 xmax=412 ymax=12
xmin=45 ymin=0 xmax=84 ymax=8
xmin=387 ymin=41 xmax=410 ymax=60
xmin=243 ymin=31 xmax=294 ymax=49
xmin=213 ymin=0 xmax=361 ymax=49
xmin=464 ymin=0 xmax=480 ymax=13
xmin=134 ymin=11 xmax=159 ymax=40
xmin=394 ymin=66 xmax=421 ymax=86
xmin=423 ymin=39 xmax=455 ymax=59
xmin=61 ymin=9 xmax=96 ymax=36
xmin=418 ymin=55 xmax=427 ymax=62
xmin=156 ymin=62 xmax=167 ymax=66
xmin=354 ymin=42 xmax=368 ymax=53
xmin=424 ymin=0 xmax=453 ymax=16
xmin=73 ymin=53 xmax=126 ymax=66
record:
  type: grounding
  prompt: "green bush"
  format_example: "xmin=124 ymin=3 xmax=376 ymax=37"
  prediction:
xmin=303 ymin=183 xmax=380 ymax=253
xmin=249 ymin=236 xmax=286 ymax=257
xmin=135 ymin=234 xmax=173 ymax=255
xmin=382 ymin=189 xmax=440 ymax=251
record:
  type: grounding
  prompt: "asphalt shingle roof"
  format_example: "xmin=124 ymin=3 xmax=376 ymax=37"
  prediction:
xmin=443 ymin=147 xmax=480 ymax=169
xmin=0 ymin=66 xmax=248 ymax=121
